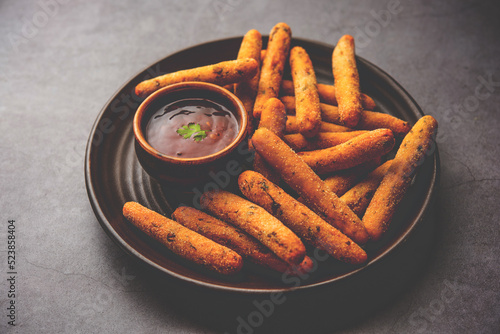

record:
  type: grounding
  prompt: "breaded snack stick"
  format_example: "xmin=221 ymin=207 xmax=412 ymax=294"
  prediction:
xmin=332 ymin=35 xmax=363 ymax=127
xmin=122 ymin=202 xmax=242 ymax=275
xmin=135 ymin=58 xmax=259 ymax=98
xmin=253 ymin=98 xmax=287 ymax=184
xmin=234 ymin=29 xmax=262 ymax=129
xmin=251 ymin=128 xmax=370 ymax=244
xmin=281 ymin=96 xmax=409 ymax=137
xmin=298 ymin=128 xmax=395 ymax=174
xmin=323 ymin=159 xmax=382 ymax=196
xmin=200 ymin=190 xmax=306 ymax=265
xmin=280 ymin=80 xmax=376 ymax=110
xmin=286 ymin=116 xmax=352 ymax=134
xmin=284 ymin=131 xmax=367 ymax=151
xmin=253 ymin=22 xmax=292 ymax=118
xmin=363 ymin=116 xmax=438 ymax=240
xmin=172 ymin=206 xmax=311 ymax=274
xmin=239 ymin=171 xmax=368 ymax=264
xmin=340 ymin=160 xmax=393 ymax=217
xmin=289 ymin=46 xmax=321 ymax=137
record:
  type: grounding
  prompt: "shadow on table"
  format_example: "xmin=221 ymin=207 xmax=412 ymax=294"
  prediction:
xmin=136 ymin=204 xmax=438 ymax=334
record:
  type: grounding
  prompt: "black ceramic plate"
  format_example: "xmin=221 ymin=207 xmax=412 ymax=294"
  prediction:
xmin=85 ymin=37 xmax=439 ymax=293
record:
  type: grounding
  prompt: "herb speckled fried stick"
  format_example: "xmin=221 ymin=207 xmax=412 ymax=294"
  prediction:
xmin=298 ymin=129 xmax=395 ymax=174
xmin=280 ymin=80 xmax=376 ymax=111
xmin=251 ymin=127 xmax=370 ymax=244
xmin=200 ymin=190 xmax=306 ymax=265
xmin=123 ymin=202 xmax=243 ymax=275
xmin=234 ymin=29 xmax=262 ymax=130
xmin=253 ymin=98 xmax=287 ymax=184
xmin=332 ymin=35 xmax=363 ymax=127
xmin=322 ymin=159 xmax=381 ymax=196
xmin=284 ymin=131 xmax=367 ymax=151
xmin=286 ymin=116 xmax=352 ymax=134
xmin=253 ymin=22 xmax=292 ymax=118
xmin=135 ymin=58 xmax=259 ymax=98
xmin=340 ymin=160 xmax=393 ymax=217
xmin=289 ymin=46 xmax=321 ymax=137
xmin=239 ymin=171 xmax=368 ymax=264
xmin=172 ymin=206 xmax=311 ymax=274
xmin=363 ymin=116 xmax=438 ymax=241
xmin=281 ymin=96 xmax=410 ymax=137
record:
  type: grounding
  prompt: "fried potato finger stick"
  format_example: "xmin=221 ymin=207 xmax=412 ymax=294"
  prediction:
xmin=123 ymin=202 xmax=243 ymax=275
xmin=234 ymin=29 xmax=262 ymax=129
xmin=298 ymin=129 xmax=395 ymax=174
xmin=253 ymin=22 xmax=292 ymax=118
xmin=172 ymin=206 xmax=311 ymax=275
xmin=200 ymin=190 xmax=306 ymax=265
xmin=135 ymin=58 xmax=259 ymax=98
xmin=280 ymin=80 xmax=376 ymax=111
xmin=253 ymin=98 xmax=287 ymax=184
xmin=239 ymin=171 xmax=368 ymax=264
xmin=283 ymin=131 xmax=367 ymax=151
xmin=332 ymin=35 xmax=363 ymax=127
xmin=251 ymin=127 xmax=370 ymax=244
xmin=289 ymin=46 xmax=321 ymax=137
xmin=363 ymin=116 xmax=438 ymax=240
xmin=285 ymin=116 xmax=352 ymax=134
xmin=281 ymin=96 xmax=410 ymax=137
xmin=340 ymin=160 xmax=393 ymax=217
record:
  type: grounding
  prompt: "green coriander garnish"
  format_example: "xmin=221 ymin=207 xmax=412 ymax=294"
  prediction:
xmin=176 ymin=123 xmax=210 ymax=142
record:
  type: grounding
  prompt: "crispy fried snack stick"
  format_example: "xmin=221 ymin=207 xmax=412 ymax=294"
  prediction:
xmin=234 ymin=29 xmax=262 ymax=129
xmin=283 ymin=131 xmax=367 ymax=151
xmin=323 ymin=159 xmax=382 ymax=196
xmin=135 ymin=58 xmax=259 ymax=98
xmin=363 ymin=116 xmax=438 ymax=240
xmin=289 ymin=46 xmax=321 ymax=137
xmin=200 ymin=190 xmax=306 ymax=265
xmin=280 ymin=80 xmax=376 ymax=110
xmin=251 ymin=127 xmax=370 ymax=244
xmin=253 ymin=98 xmax=287 ymax=184
xmin=239 ymin=171 xmax=368 ymax=264
xmin=281 ymin=96 xmax=410 ymax=137
xmin=340 ymin=160 xmax=393 ymax=217
xmin=123 ymin=202 xmax=242 ymax=275
xmin=172 ymin=206 xmax=311 ymax=274
xmin=332 ymin=35 xmax=363 ymax=127
xmin=286 ymin=116 xmax=352 ymax=134
xmin=298 ymin=129 xmax=394 ymax=174
xmin=253 ymin=22 xmax=292 ymax=118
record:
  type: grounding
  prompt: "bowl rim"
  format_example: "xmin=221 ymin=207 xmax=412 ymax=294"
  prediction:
xmin=133 ymin=81 xmax=248 ymax=165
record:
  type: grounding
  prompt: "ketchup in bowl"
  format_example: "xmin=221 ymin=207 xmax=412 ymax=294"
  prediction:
xmin=146 ymin=98 xmax=239 ymax=159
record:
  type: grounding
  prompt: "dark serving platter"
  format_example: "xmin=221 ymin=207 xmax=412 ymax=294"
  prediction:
xmin=85 ymin=37 xmax=439 ymax=294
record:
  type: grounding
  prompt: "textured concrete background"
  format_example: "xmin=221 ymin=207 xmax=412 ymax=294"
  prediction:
xmin=1 ymin=0 xmax=499 ymax=333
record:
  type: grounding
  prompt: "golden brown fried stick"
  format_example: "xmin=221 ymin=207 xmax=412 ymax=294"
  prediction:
xmin=251 ymin=127 xmax=370 ymax=244
xmin=289 ymin=46 xmax=321 ymax=137
xmin=253 ymin=22 xmax=292 ymax=118
xmin=280 ymin=80 xmax=376 ymax=110
xmin=340 ymin=160 xmax=393 ymax=217
xmin=122 ymin=202 xmax=242 ymax=275
xmin=234 ymin=29 xmax=262 ymax=130
xmin=298 ymin=128 xmax=394 ymax=174
xmin=239 ymin=171 xmax=368 ymax=264
xmin=332 ymin=35 xmax=363 ymax=127
xmin=172 ymin=206 xmax=311 ymax=274
xmin=200 ymin=190 xmax=306 ymax=265
xmin=323 ymin=159 xmax=382 ymax=196
xmin=135 ymin=58 xmax=259 ymax=98
xmin=253 ymin=98 xmax=287 ymax=184
xmin=283 ymin=131 xmax=367 ymax=151
xmin=281 ymin=96 xmax=410 ymax=137
xmin=363 ymin=116 xmax=438 ymax=240
xmin=286 ymin=115 xmax=352 ymax=134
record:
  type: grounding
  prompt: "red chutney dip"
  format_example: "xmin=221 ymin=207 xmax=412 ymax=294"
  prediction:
xmin=145 ymin=98 xmax=239 ymax=158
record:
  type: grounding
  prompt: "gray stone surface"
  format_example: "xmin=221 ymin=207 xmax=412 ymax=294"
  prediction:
xmin=1 ymin=0 xmax=499 ymax=333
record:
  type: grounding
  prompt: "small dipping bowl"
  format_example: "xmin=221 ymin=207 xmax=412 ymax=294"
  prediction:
xmin=133 ymin=82 xmax=248 ymax=185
